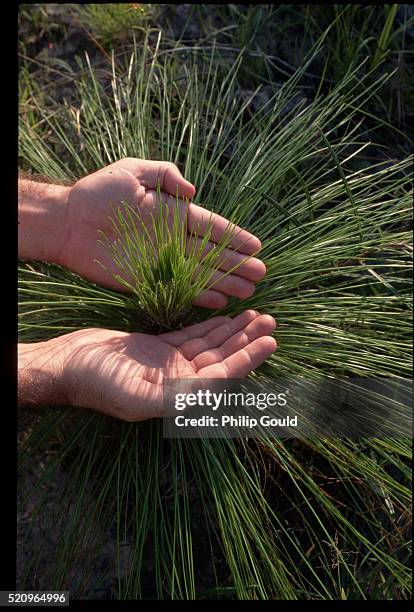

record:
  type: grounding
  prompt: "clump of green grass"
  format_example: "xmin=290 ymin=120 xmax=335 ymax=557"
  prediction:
xmin=98 ymin=192 xmax=247 ymax=330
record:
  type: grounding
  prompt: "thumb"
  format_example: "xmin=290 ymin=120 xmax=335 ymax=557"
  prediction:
xmin=143 ymin=160 xmax=196 ymax=199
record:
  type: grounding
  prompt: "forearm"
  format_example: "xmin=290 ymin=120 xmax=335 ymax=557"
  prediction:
xmin=18 ymin=178 xmax=71 ymax=263
xmin=18 ymin=340 xmax=69 ymax=408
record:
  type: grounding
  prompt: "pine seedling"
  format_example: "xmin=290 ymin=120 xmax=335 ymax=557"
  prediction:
xmin=98 ymin=185 xmax=253 ymax=330
xmin=18 ymin=32 xmax=413 ymax=600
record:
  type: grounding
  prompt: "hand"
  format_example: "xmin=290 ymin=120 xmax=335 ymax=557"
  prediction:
xmin=57 ymin=158 xmax=266 ymax=308
xmin=18 ymin=311 xmax=276 ymax=422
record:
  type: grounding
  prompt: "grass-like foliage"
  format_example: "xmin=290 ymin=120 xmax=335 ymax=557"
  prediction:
xmin=71 ymin=3 xmax=155 ymax=47
xmin=18 ymin=30 xmax=412 ymax=600
xmin=98 ymin=193 xmax=246 ymax=330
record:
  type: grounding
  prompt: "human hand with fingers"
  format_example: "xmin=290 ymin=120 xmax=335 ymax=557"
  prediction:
xmin=18 ymin=159 xmax=276 ymax=420
xmin=18 ymin=311 xmax=276 ymax=421
xmin=19 ymin=158 xmax=266 ymax=309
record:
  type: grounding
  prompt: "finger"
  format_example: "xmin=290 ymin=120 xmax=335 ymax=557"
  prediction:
xmin=188 ymin=203 xmax=262 ymax=255
xmin=180 ymin=310 xmax=259 ymax=361
xmin=136 ymin=160 xmax=196 ymax=199
xmin=197 ymin=336 xmax=277 ymax=379
xmin=192 ymin=289 xmax=228 ymax=309
xmin=193 ymin=315 xmax=276 ymax=370
xmin=142 ymin=191 xmax=263 ymax=261
xmin=186 ymin=235 xmax=266 ymax=282
xmin=201 ymin=268 xmax=256 ymax=299
xmin=160 ymin=315 xmax=230 ymax=346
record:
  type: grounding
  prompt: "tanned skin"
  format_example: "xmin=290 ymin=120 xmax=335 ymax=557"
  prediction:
xmin=18 ymin=159 xmax=276 ymax=422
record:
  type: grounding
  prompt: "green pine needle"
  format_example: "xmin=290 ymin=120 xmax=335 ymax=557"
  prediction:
xmin=96 ymin=189 xmax=250 ymax=330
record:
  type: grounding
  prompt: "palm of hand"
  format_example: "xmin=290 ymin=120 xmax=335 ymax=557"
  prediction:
xmin=62 ymin=311 xmax=276 ymax=421
xmin=62 ymin=158 xmax=162 ymax=288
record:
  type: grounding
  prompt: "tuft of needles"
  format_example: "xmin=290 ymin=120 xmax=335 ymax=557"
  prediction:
xmin=98 ymin=185 xmax=253 ymax=330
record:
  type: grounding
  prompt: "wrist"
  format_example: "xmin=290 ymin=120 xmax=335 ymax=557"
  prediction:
xmin=18 ymin=338 xmax=70 ymax=408
xmin=18 ymin=179 xmax=71 ymax=264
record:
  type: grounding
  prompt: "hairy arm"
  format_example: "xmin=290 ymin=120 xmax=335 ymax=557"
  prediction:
xmin=18 ymin=178 xmax=70 ymax=263
xmin=18 ymin=339 xmax=69 ymax=408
